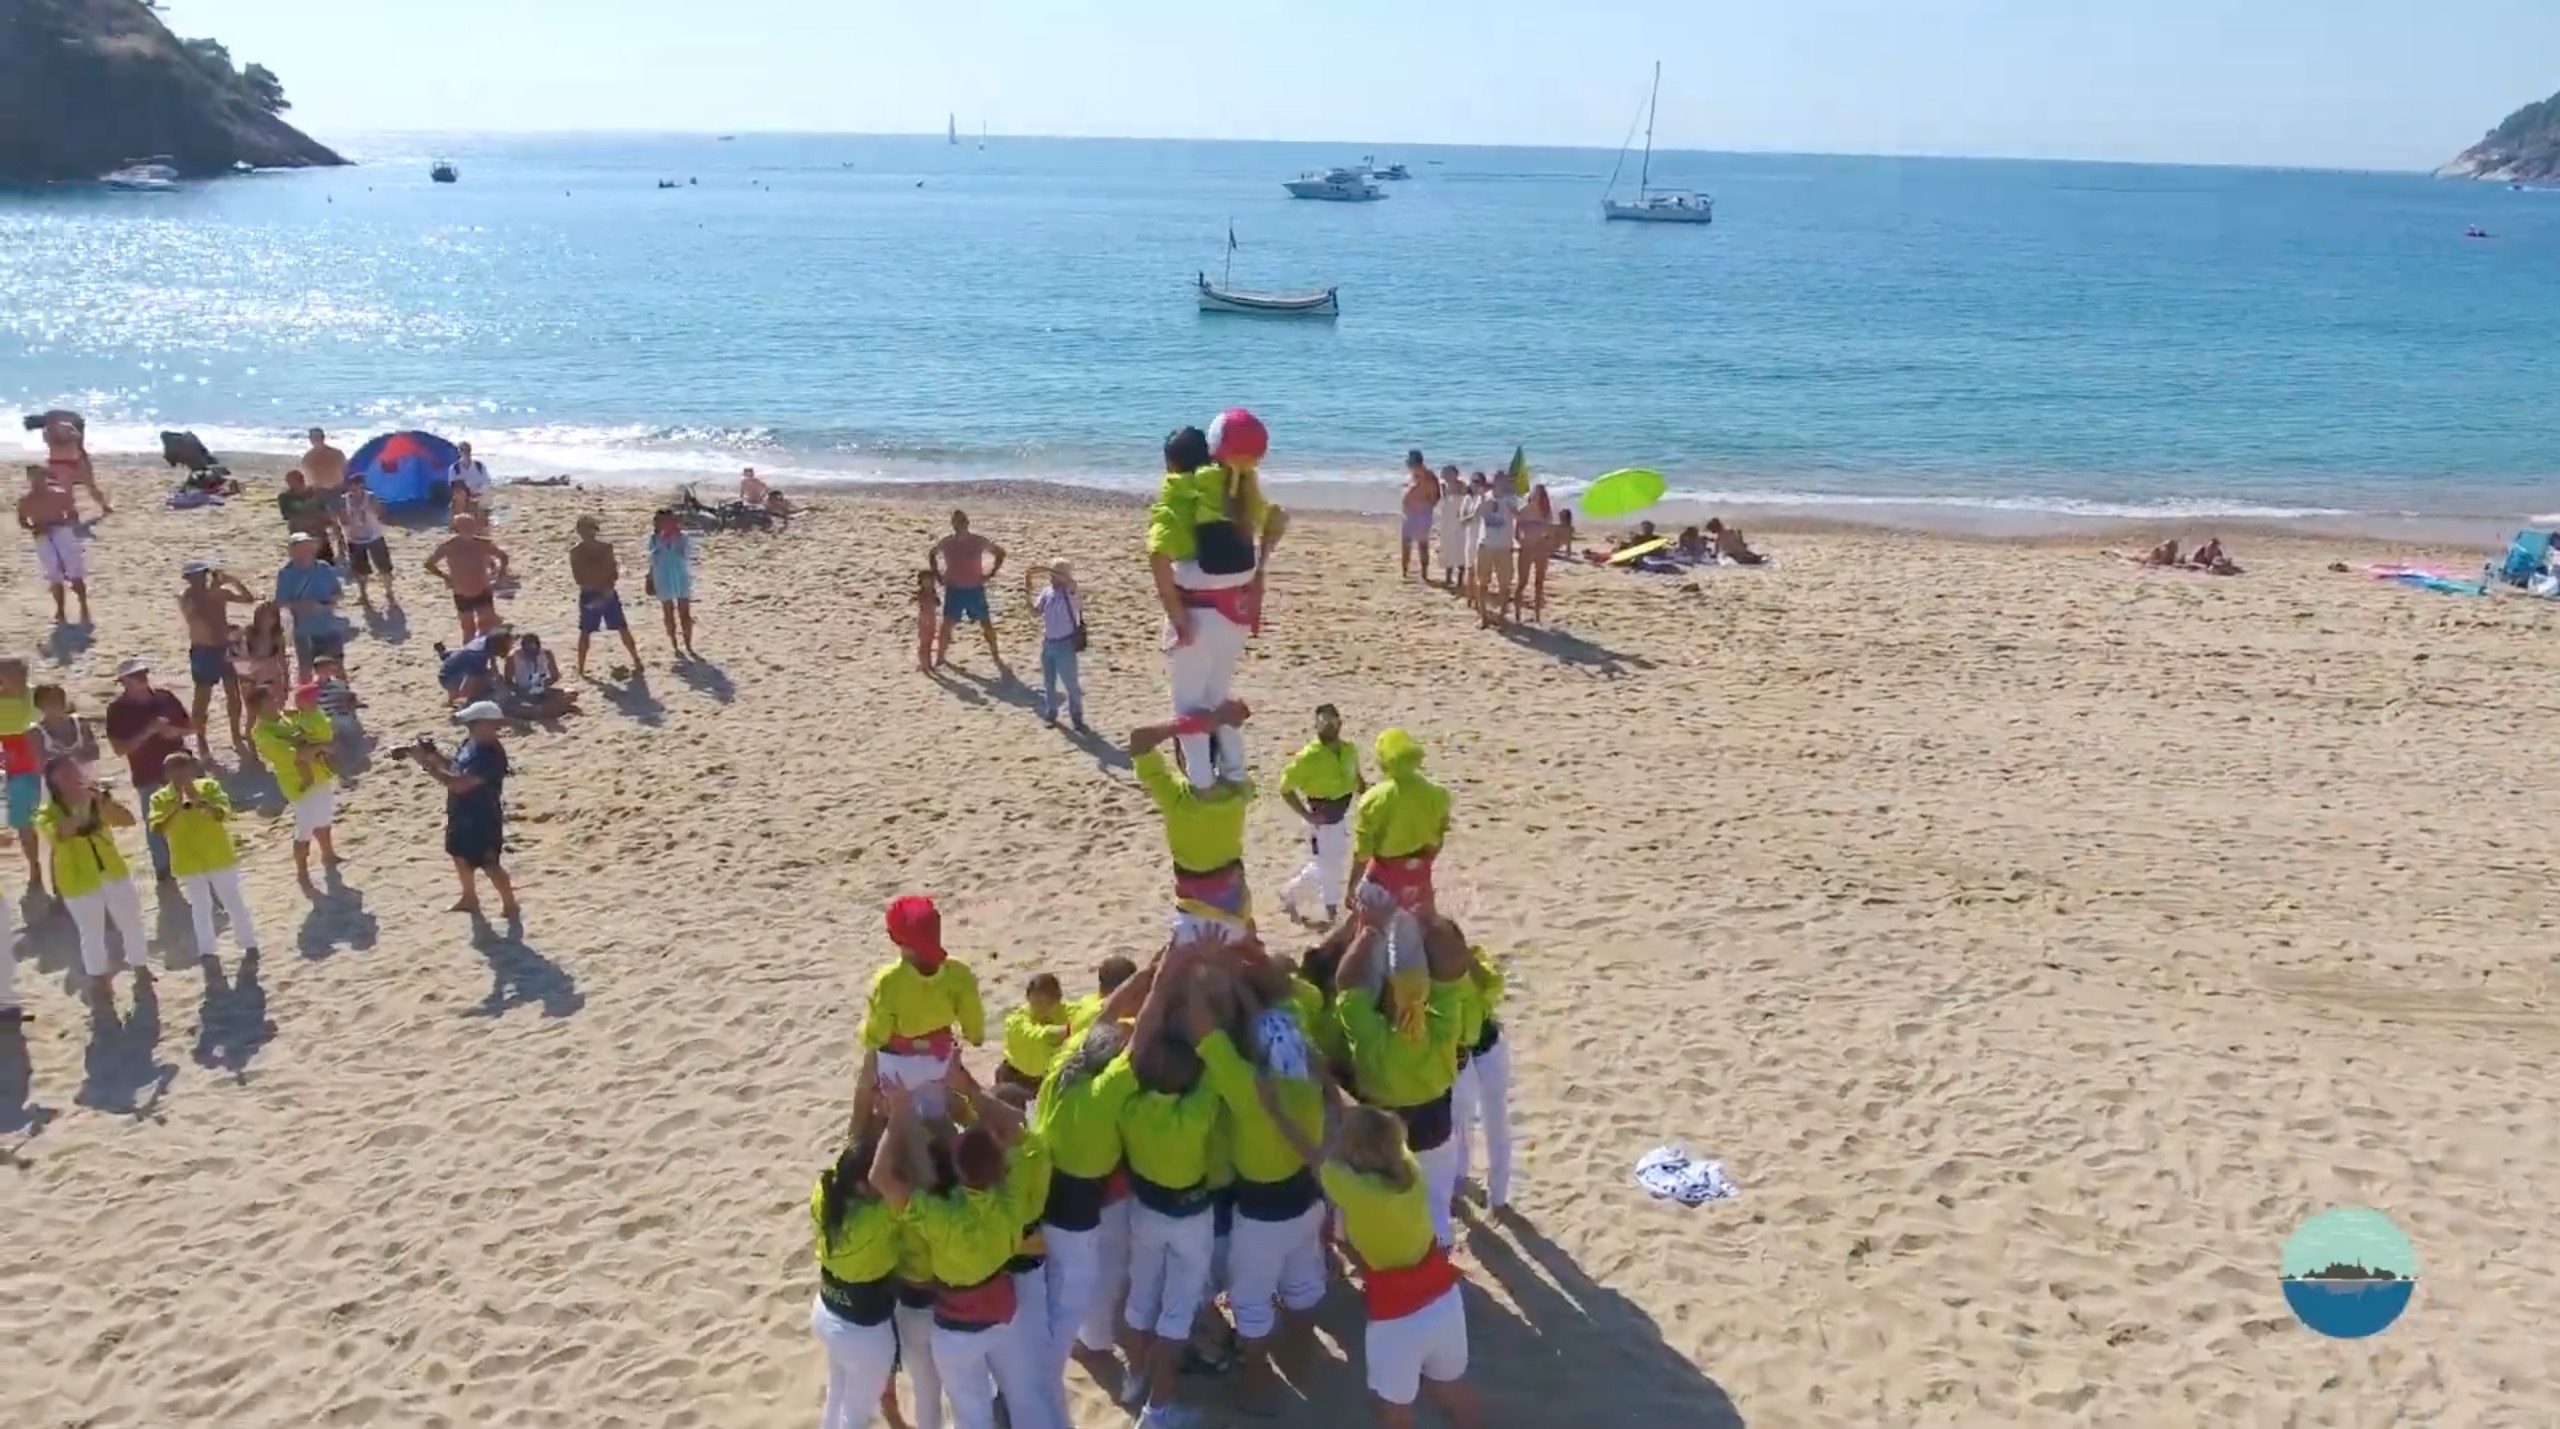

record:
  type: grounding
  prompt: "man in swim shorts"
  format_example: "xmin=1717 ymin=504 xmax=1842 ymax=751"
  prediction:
xmin=18 ymin=465 xmax=89 ymax=624
xmin=568 ymin=515 xmax=643 ymax=679
xmin=928 ymin=509 xmax=1007 ymax=669
xmin=1399 ymin=450 xmax=1437 ymax=582
xmin=179 ymin=560 xmax=258 ymax=755
xmin=426 ymin=512 xmax=512 ymax=641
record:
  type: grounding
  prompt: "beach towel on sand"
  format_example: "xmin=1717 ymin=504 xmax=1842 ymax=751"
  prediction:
xmin=1636 ymin=1145 xmax=1740 ymax=1206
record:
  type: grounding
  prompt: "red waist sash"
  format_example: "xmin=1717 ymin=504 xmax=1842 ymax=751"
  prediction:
xmin=1362 ymin=1241 xmax=1460 ymax=1321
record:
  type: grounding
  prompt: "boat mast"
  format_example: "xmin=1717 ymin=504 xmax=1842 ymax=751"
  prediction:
xmin=1639 ymin=61 xmax=1659 ymax=199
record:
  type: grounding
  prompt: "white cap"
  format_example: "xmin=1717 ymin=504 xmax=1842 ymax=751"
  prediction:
xmin=453 ymin=701 xmax=506 ymax=723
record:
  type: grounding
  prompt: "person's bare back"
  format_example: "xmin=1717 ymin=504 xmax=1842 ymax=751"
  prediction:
xmin=431 ymin=533 xmax=506 ymax=596
xmin=935 ymin=531 xmax=994 ymax=588
xmin=569 ymin=536 xmax=619 ymax=592
xmin=180 ymin=583 xmax=240 ymax=644
xmin=303 ymin=429 xmax=348 ymax=493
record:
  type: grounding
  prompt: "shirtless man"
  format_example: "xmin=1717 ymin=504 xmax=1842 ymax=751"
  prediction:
xmin=1399 ymin=449 xmax=1437 ymax=581
xmin=18 ymin=465 xmax=89 ymax=624
xmin=425 ymin=513 xmax=512 ymax=641
xmin=567 ymin=515 xmax=643 ymax=679
xmin=928 ymin=509 xmax=1006 ymax=669
xmin=44 ymin=415 xmax=109 ymax=517
xmin=179 ymin=559 xmax=258 ymax=753
xmin=303 ymin=427 xmax=348 ymax=512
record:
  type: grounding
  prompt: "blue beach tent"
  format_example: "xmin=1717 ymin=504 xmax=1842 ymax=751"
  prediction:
xmin=346 ymin=430 xmax=459 ymax=507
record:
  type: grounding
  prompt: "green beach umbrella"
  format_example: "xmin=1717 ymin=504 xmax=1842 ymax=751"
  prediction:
xmin=1579 ymin=467 xmax=1666 ymax=519
xmin=1508 ymin=445 xmax=1531 ymax=496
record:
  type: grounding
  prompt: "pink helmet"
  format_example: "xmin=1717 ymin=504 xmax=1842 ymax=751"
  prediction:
xmin=1207 ymin=408 xmax=1268 ymax=465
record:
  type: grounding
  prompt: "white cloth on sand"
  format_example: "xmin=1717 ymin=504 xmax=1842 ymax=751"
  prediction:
xmin=1635 ymin=1145 xmax=1739 ymax=1206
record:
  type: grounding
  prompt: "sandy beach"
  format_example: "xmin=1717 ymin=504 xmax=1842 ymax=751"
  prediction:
xmin=6 ymin=456 xmax=2557 ymax=1428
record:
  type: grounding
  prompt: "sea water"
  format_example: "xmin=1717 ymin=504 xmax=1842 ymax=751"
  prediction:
xmin=5 ymin=132 xmax=2555 ymax=529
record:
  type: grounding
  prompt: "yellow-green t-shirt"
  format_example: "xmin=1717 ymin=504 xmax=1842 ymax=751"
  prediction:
xmin=1320 ymin=1154 xmax=1436 ymax=1273
xmin=1133 ymin=748 xmax=1252 ymax=873
xmin=810 ymin=1175 xmax=901 ymax=1285
xmin=1145 ymin=465 xmax=1273 ymax=564
xmin=1352 ymin=773 xmax=1451 ymax=865
xmin=0 ymin=692 xmax=31 ymax=737
xmin=1335 ymin=983 xmax=1463 ymax=1109
xmin=35 ymin=798 xmax=130 ymax=899
xmin=908 ymin=1134 xmax=1051 ymax=1288
xmin=1198 ymin=1029 xmax=1325 ymax=1185
xmin=148 ymin=778 xmax=240 ymax=877
xmin=1003 ymin=1004 xmax=1072 ymax=1078
xmin=1280 ymin=738 xmax=1363 ymax=802
xmin=1034 ymin=1051 xmax=1142 ymax=1180
xmin=1117 ymin=1078 xmax=1222 ymax=1192
xmin=1293 ymin=977 xmax=1348 ymax=1070
xmin=861 ymin=958 xmax=987 ymax=1050
xmin=252 ymin=708 xmax=337 ymax=802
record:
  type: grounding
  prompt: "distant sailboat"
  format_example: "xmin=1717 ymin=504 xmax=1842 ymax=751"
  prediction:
xmin=1602 ymin=62 xmax=1713 ymax=224
xmin=948 ymin=113 xmax=959 ymax=146
xmin=979 ymin=120 xmax=987 ymax=152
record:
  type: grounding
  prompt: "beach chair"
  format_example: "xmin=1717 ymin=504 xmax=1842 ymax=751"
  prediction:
xmin=159 ymin=429 xmax=230 ymax=480
xmin=2494 ymin=529 xmax=2553 ymax=588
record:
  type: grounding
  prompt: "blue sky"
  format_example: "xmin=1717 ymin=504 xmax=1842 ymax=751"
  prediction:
xmin=185 ymin=0 xmax=2555 ymax=170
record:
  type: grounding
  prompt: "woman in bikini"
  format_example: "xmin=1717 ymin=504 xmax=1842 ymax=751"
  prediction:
xmin=231 ymin=602 xmax=294 ymax=717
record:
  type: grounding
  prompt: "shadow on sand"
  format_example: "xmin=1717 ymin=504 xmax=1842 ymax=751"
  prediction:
xmin=359 ymin=598 xmax=411 ymax=647
xmin=1194 ymin=1207 xmax=1745 ymax=1428
xmin=77 ymin=977 xmax=177 ymax=1117
xmin=1496 ymin=621 xmax=1656 ymax=679
xmin=0 ymin=1018 xmax=55 ymax=1145
xmin=41 ymin=621 xmax=95 ymax=666
xmin=193 ymin=948 xmax=276 ymax=1080
xmin=464 ymin=913 xmax=583 ymax=1019
xmin=674 ymin=657 xmax=736 ymax=703
xmin=600 ymin=674 xmax=666 ymax=727
xmin=296 ymin=870 xmax=381 ymax=961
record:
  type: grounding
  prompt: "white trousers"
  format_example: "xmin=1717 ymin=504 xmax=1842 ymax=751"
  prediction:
xmin=178 ymin=867 xmax=260 ymax=962
xmin=893 ymin=1301 xmax=945 ymax=1429
xmin=1416 ymin=1137 xmax=1460 ymax=1248
xmin=1001 ymin=1268 xmax=1063 ymax=1429
xmin=875 ymin=1048 xmax=953 ymax=1120
xmin=1453 ymin=1038 xmax=1514 ymax=1209
xmin=1223 ymin=1202 xmax=1328 ymax=1340
xmin=1123 ymin=1203 xmax=1216 ymax=1340
xmin=65 ymin=879 xmax=147 ymax=979
xmin=1365 ymin=1283 xmax=1469 ymax=1405
xmin=1042 ymin=1198 xmax=1131 ymax=1375
xmin=932 ymin=1316 xmax=1046 ymax=1429
xmin=1165 ymin=607 xmax=1251 ymax=789
xmin=291 ymin=785 xmax=337 ymax=842
xmin=811 ymin=1296 xmax=899 ymax=1429
xmin=1279 ymin=819 xmax=1352 ymax=919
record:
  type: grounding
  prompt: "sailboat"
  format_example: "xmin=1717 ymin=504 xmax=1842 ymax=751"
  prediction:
xmin=1196 ymin=222 xmax=1339 ymax=318
xmin=978 ymin=120 xmax=987 ymax=152
xmin=948 ymin=113 xmax=959 ymax=146
xmin=1603 ymin=62 xmax=1713 ymax=224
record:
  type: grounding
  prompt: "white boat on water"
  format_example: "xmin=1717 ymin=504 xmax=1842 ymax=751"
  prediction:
xmin=103 ymin=161 xmax=178 ymax=191
xmin=1197 ymin=274 xmax=1339 ymax=317
xmin=1284 ymin=167 xmax=1385 ymax=202
xmin=1361 ymin=156 xmax=1412 ymax=180
xmin=1195 ymin=224 xmax=1339 ymax=317
xmin=1602 ymin=62 xmax=1713 ymax=225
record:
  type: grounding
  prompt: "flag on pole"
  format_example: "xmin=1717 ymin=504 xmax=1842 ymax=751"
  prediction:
xmin=1508 ymin=444 xmax=1531 ymax=496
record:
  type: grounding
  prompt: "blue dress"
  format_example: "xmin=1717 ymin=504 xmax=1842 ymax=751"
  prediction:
xmin=647 ymin=533 xmax=695 ymax=602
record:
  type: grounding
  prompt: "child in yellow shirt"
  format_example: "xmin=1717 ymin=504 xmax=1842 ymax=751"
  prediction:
xmin=860 ymin=895 xmax=984 ymax=1116
xmin=998 ymin=972 xmax=1071 ymax=1096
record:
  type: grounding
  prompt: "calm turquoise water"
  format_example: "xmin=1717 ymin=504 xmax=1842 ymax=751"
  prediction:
xmin=5 ymin=133 xmax=2555 ymax=524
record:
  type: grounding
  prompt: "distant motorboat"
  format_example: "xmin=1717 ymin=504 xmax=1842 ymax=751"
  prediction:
xmin=1361 ymin=156 xmax=1412 ymax=180
xmin=1284 ymin=167 xmax=1385 ymax=202
xmin=1602 ymin=62 xmax=1714 ymax=225
xmin=1198 ymin=273 xmax=1340 ymax=317
xmin=2466 ymin=225 xmax=2493 ymax=239
xmin=103 ymin=161 xmax=177 ymax=191
xmin=430 ymin=158 xmax=459 ymax=183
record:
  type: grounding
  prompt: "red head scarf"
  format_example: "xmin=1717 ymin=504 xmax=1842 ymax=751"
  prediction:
xmin=886 ymin=895 xmax=947 ymax=973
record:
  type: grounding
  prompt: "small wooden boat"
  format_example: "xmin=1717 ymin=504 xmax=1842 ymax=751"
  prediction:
xmin=1197 ymin=274 xmax=1339 ymax=318
xmin=430 ymin=159 xmax=459 ymax=183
